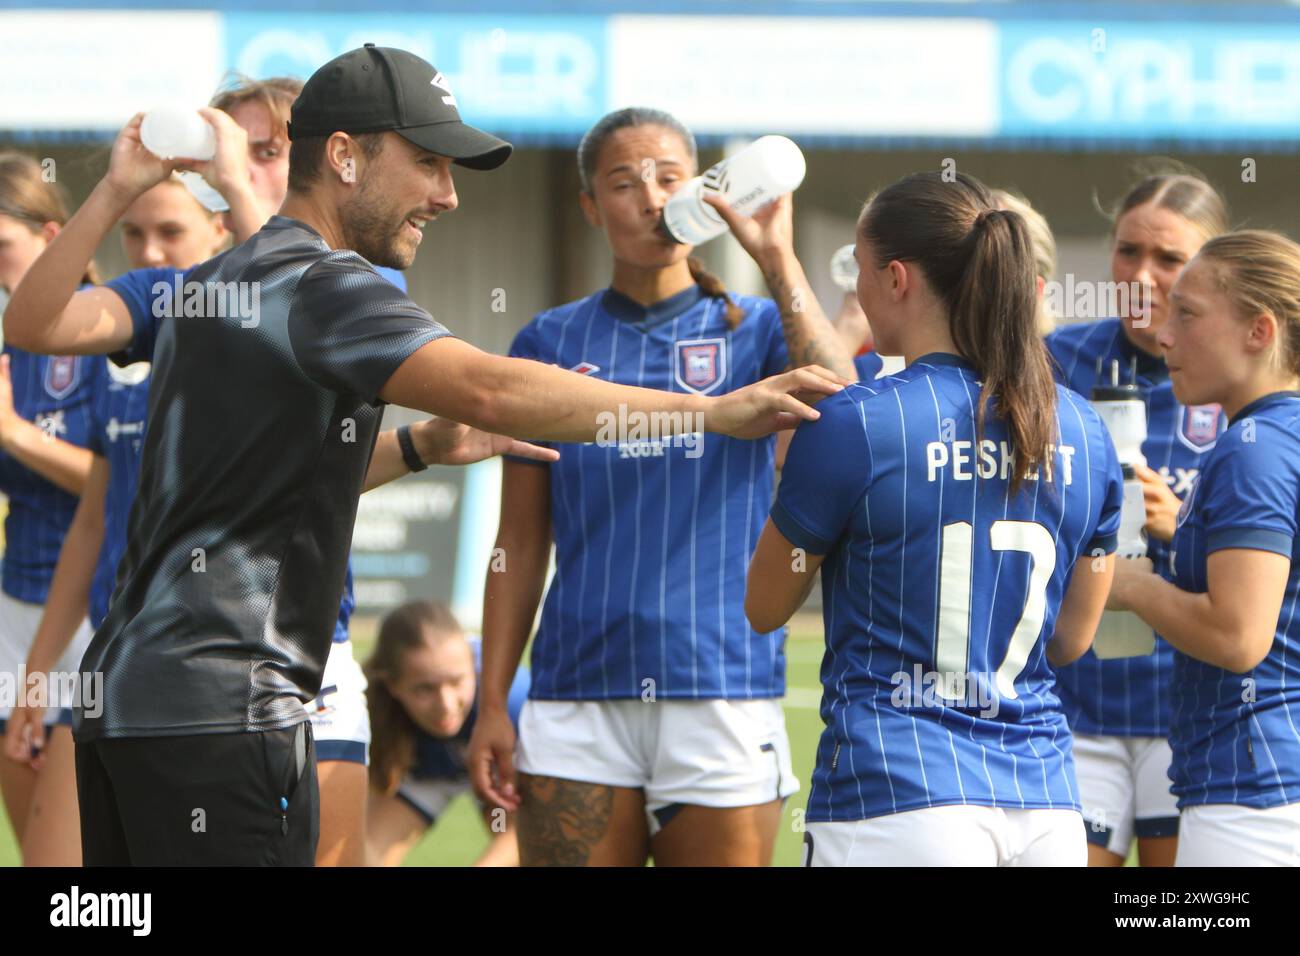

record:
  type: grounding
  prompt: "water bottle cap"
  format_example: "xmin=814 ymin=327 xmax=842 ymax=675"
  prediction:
xmin=1091 ymin=383 xmax=1142 ymax=402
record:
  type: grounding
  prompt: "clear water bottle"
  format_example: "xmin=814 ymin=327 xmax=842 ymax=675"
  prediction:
xmin=140 ymin=105 xmax=216 ymax=161
xmin=1091 ymin=359 xmax=1156 ymax=659
xmin=660 ymin=135 xmax=806 ymax=246
xmin=830 ymin=243 xmax=858 ymax=291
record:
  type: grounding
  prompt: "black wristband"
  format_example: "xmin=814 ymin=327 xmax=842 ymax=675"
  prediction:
xmin=396 ymin=424 xmax=427 ymax=473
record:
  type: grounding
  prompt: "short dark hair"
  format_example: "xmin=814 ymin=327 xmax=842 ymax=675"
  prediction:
xmin=287 ymin=131 xmax=386 ymax=193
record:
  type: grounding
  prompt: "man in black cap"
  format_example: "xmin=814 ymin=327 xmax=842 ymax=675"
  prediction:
xmin=6 ymin=45 xmax=842 ymax=865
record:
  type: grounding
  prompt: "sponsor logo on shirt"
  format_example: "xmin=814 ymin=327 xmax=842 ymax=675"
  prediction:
xmin=105 ymin=417 xmax=144 ymax=444
xmin=569 ymin=361 xmax=600 ymax=376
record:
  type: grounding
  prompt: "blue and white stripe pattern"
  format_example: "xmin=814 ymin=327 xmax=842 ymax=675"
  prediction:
xmin=507 ymin=285 xmax=790 ymax=700
xmin=1166 ymin=391 xmax=1300 ymax=809
xmin=0 ymin=346 xmax=101 ymax=603
xmin=773 ymin=354 xmax=1123 ymax=822
xmin=1046 ymin=318 xmax=1225 ymax=737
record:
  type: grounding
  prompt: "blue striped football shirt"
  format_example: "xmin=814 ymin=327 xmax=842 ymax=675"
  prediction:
xmin=1166 ymin=391 xmax=1300 ymax=809
xmin=0 ymin=346 xmax=101 ymax=603
xmin=508 ymin=285 xmax=790 ymax=700
xmin=1047 ymin=319 xmax=1226 ymax=737
xmin=774 ymin=353 xmax=1124 ymax=822
xmin=100 ymin=262 xmax=407 ymax=641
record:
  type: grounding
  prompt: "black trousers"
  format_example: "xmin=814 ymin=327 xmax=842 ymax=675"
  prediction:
xmin=75 ymin=721 xmax=319 ymax=866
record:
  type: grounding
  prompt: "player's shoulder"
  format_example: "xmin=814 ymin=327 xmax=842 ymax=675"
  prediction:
xmin=1213 ymin=395 xmax=1300 ymax=471
xmin=731 ymin=293 xmax=779 ymax=324
xmin=513 ymin=290 xmax=605 ymax=355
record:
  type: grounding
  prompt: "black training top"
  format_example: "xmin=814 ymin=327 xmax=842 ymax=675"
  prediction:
xmin=75 ymin=216 xmax=449 ymax=740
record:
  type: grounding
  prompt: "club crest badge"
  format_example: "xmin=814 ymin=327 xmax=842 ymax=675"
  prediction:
xmin=44 ymin=356 xmax=80 ymax=399
xmin=674 ymin=338 xmax=727 ymax=395
xmin=1177 ymin=403 xmax=1222 ymax=453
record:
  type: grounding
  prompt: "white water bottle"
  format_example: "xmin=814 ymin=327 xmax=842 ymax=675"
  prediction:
xmin=1091 ymin=359 xmax=1156 ymax=659
xmin=830 ymin=243 xmax=858 ymax=291
xmin=660 ymin=135 xmax=807 ymax=246
xmin=140 ymin=105 xmax=216 ymax=161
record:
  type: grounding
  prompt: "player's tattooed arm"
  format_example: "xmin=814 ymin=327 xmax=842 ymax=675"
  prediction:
xmin=516 ymin=775 xmax=615 ymax=867
xmin=701 ymin=191 xmax=856 ymax=380
xmin=762 ymin=252 xmax=857 ymax=379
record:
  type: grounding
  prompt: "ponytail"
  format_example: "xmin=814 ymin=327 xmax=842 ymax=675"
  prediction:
xmin=952 ymin=208 xmax=1056 ymax=493
xmin=859 ymin=171 xmax=1057 ymax=494
xmin=687 ymin=256 xmax=745 ymax=329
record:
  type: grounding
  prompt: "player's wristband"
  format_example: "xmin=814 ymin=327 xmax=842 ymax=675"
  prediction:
xmin=396 ymin=424 xmax=428 ymax=473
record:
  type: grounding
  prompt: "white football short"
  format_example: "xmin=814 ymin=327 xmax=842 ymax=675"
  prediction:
xmin=0 ymin=590 xmax=92 ymax=725
xmin=1176 ymin=802 xmax=1300 ymax=867
xmin=306 ymin=639 xmax=371 ymax=765
xmin=1073 ymin=732 xmax=1180 ymax=856
xmin=515 ymin=697 xmax=798 ymax=834
xmin=804 ymin=805 xmax=1087 ymax=866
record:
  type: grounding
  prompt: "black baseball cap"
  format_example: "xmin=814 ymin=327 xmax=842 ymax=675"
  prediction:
xmin=288 ymin=43 xmax=512 ymax=171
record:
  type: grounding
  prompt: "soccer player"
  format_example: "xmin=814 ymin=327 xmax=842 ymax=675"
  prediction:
xmin=843 ymin=188 xmax=1057 ymax=383
xmin=467 ymin=107 xmax=854 ymax=868
xmin=365 ymin=600 xmax=529 ymax=866
xmin=1107 ymin=230 xmax=1300 ymax=866
xmin=747 ymin=171 xmax=1124 ymax=866
xmin=0 ymin=153 xmax=98 ymax=851
xmin=1046 ymin=172 xmax=1228 ymax=866
xmin=4 ymin=45 xmax=842 ymax=865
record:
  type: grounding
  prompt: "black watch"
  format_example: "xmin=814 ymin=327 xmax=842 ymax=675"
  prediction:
xmin=396 ymin=424 xmax=428 ymax=472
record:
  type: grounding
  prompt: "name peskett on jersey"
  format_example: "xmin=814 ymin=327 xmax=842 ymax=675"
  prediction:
xmin=1046 ymin=318 xmax=1226 ymax=737
xmin=1166 ymin=391 xmax=1300 ymax=809
xmin=773 ymin=354 xmax=1123 ymax=823
xmin=508 ymin=285 xmax=790 ymax=700
xmin=75 ymin=216 xmax=448 ymax=740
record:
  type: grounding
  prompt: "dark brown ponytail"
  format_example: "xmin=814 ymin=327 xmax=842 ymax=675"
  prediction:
xmin=688 ymin=256 xmax=744 ymax=328
xmin=859 ymin=171 xmax=1057 ymax=494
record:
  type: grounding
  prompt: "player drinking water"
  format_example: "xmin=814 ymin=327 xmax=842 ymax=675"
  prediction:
xmin=747 ymin=171 xmax=1124 ymax=866
xmin=1046 ymin=171 xmax=1228 ymax=866
xmin=468 ymin=107 xmax=854 ymax=867
xmin=5 ymin=45 xmax=844 ymax=865
xmin=0 ymin=153 xmax=98 ymax=855
xmin=1107 ymin=229 xmax=1300 ymax=866
xmin=365 ymin=600 xmax=529 ymax=866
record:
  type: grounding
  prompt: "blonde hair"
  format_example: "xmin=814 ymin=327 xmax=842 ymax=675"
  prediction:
xmin=0 ymin=151 xmax=99 ymax=284
xmin=209 ymin=74 xmax=302 ymax=141
xmin=1198 ymin=229 xmax=1300 ymax=378
xmin=991 ymin=188 xmax=1056 ymax=335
